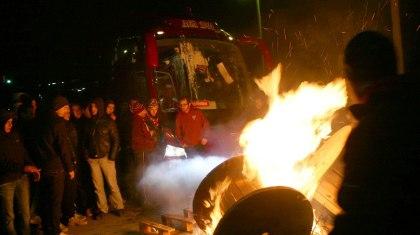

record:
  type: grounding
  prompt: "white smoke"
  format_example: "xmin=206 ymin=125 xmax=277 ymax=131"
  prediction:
xmin=139 ymin=156 xmax=227 ymax=214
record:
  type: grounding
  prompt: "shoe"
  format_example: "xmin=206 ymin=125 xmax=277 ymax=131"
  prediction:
xmin=60 ymin=223 xmax=69 ymax=232
xmin=75 ymin=213 xmax=87 ymax=221
xmin=68 ymin=216 xmax=88 ymax=226
xmin=112 ymin=209 xmax=124 ymax=217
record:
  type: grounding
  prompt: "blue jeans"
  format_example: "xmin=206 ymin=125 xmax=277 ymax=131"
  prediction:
xmin=0 ymin=175 xmax=31 ymax=235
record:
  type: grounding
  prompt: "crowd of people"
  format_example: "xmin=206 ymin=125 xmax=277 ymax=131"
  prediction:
xmin=1 ymin=30 xmax=418 ymax=235
xmin=0 ymin=94 xmax=210 ymax=235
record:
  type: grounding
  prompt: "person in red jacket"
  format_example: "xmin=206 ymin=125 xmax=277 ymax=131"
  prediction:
xmin=130 ymin=102 xmax=156 ymax=204
xmin=175 ymin=97 xmax=209 ymax=157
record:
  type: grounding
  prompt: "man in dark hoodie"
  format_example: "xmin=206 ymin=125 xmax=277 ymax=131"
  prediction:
xmin=330 ymin=31 xmax=419 ymax=234
xmin=37 ymin=96 xmax=75 ymax=235
xmin=86 ymin=98 xmax=123 ymax=218
xmin=0 ymin=109 xmax=40 ymax=235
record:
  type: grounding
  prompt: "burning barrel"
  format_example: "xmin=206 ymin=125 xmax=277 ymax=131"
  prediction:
xmin=193 ymin=125 xmax=351 ymax=234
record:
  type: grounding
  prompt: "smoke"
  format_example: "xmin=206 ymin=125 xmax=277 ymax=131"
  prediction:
xmin=139 ymin=156 xmax=228 ymax=214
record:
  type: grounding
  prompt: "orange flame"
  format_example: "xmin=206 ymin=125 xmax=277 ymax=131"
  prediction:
xmin=203 ymin=177 xmax=231 ymax=234
xmin=203 ymin=64 xmax=350 ymax=234
xmin=240 ymin=64 xmax=348 ymax=198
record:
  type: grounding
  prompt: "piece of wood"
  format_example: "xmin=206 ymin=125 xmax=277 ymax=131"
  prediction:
xmin=161 ymin=214 xmax=195 ymax=232
xmin=139 ymin=218 xmax=175 ymax=235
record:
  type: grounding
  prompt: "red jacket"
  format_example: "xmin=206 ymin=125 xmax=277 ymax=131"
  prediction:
xmin=131 ymin=115 xmax=156 ymax=151
xmin=175 ymin=108 xmax=209 ymax=146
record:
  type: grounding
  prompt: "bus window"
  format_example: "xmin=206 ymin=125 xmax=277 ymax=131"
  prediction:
xmin=156 ymin=38 xmax=250 ymax=110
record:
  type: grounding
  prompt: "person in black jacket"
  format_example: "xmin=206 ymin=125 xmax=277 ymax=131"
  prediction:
xmin=0 ymin=109 xmax=40 ymax=235
xmin=70 ymin=103 xmax=95 ymax=217
xmin=37 ymin=96 xmax=75 ymax=235
xmin=330 ymin=31 xmax=419 ymax=234
xmin=86 ymin=98 xmax=124 ymax=218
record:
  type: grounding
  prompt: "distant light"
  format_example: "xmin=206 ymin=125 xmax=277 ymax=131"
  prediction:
xmin=52 ymin=82 xmax=56 ymax=85
xmin=61 ymin=81 xmax=65 ymax=84
xmin=5 ymin=79 xmax=12 ymax=84
xmin=228 ymin=36 xmax=234 ymax=41
xmin=123 ymin=50 xmax=128 ymax=54
xmin=156 ymin=31 xmax=165 ymax=35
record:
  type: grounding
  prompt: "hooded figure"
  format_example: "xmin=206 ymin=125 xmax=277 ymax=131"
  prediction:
xmin=85 ymin=97 xmax=124 ymax=218
xmin=0 ymin=109 xmax=40 ymax=235
xmin=330 ymin=31 xmax=419 ymax=234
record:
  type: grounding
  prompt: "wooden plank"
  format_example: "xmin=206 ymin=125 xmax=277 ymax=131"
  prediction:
xmin=161 ymin=214 xmax=195 ymax=232
xmin=139 ymin=218 xmax=175 ymax=235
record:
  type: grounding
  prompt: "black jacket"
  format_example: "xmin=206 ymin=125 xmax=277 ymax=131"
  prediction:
xmin=0 ymin=130 xmax=33 ymax=185
xmin=331 ymin=77 xmax=420 ymax=234
xmin=86 ymin=98 xmax=120 ymax=160
xmin=37 ymin=114 xmax=75 ymax=173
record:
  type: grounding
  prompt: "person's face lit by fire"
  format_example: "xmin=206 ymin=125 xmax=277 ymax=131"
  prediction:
xmin=56 ymin=105 xmax=71 ymax=121
xmin=138 ymin=109 xmax=148 ymax=118
xmin=90 ymin=103 xmax=98 ymax=116
xmin=4 ymin=118 xmax=13 ymax=134
xmin=71 ymin=104 xmax=82 ymax=119
xmin=148 ymin=106 xmax=158 ymax=117
xmin=179 ymin=99 xmax=190 ymax=113
xmin=106 ymin=103 xmax=115 ymax=115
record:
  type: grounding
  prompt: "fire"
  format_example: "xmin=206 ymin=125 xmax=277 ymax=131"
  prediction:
xmin=240 ymin=64 xmax=348 ymax=198
xmin=203 ymin=177 xmax=231 ymax=234
xmin=202 ymin=64 xmax=350 ymax=234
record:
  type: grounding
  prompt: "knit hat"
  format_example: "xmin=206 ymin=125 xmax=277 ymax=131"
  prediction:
xmin=132 ymin=102 xmax=145 ymax=114
xmin=52 ymin=96 xmax=70 ymax=111
xmin=148 ymin=98 xmax=159 ymax=108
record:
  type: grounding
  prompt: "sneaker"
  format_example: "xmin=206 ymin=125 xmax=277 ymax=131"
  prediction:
xmin=68 ymin=216 xmax=88 ymax=226
xmin=60 ymin=223 xmax=69 ymax=232
xmin=75 ymin=214 xmax=87 ymax=221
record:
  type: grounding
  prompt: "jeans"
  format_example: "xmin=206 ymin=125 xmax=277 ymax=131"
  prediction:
xmin=40 ymin=171 xmax=65 ymax=235
xmin=88 ymin=158 xmax=124 ymax=213
xmin=0 ymin=175 xmax=31 ymax=235
xmin=61 ymin=174 xmax=76 ymax=225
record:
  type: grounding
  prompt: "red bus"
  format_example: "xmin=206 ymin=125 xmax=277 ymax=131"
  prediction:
xmin=109 ymin=18 xmax=273 ymax=118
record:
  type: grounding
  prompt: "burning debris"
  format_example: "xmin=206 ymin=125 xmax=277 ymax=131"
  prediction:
xmin=193 ymin=64 xmax=352 ymax=234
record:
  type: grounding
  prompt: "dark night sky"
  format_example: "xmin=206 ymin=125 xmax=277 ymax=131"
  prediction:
xmin=0 ymin=0 xmax=259 ymax=87
xmin=0 ymin=0 xmax=418 ymax=93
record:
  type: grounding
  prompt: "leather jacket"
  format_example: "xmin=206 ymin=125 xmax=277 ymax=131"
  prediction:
xmin=86 ymin=117 xmax=120 ymax=160
xmin=86 ymin=98 xmax=120 ymax=160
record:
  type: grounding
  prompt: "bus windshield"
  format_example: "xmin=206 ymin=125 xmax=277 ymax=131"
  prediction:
xmin=156 ymin=38 xmax=250 ymax=111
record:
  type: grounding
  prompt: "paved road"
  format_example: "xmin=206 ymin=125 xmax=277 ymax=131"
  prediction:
xmin=66 ymin=205 xmax=205 ymax=235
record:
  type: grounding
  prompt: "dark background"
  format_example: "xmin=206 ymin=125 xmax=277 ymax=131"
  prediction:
xmin=0 ymin=0 xmax=418 ymax=97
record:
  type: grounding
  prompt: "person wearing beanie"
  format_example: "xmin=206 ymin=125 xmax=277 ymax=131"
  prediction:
xmin=0 ymin=109 xmax=40 ymax=235
xmin=36 ymin=96 xmax=75 ymax=235
xmin=146 ymin=98 xmax=167 ymax=156
xmin=330 ymin=31 xmax=419 ymax=234
xmin=85 ymin=98 xmax=123 ymax=218
xmin=129 ymin=102 xmax=156 ymax=204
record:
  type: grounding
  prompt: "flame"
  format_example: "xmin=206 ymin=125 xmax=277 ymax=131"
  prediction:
xmin=203 ymin=177 xmax=231 ymax=234
xmin=203 ymin=64 xmax=350 ymax=234
xmin=240 ymin=64 xmax=347 ymax=198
